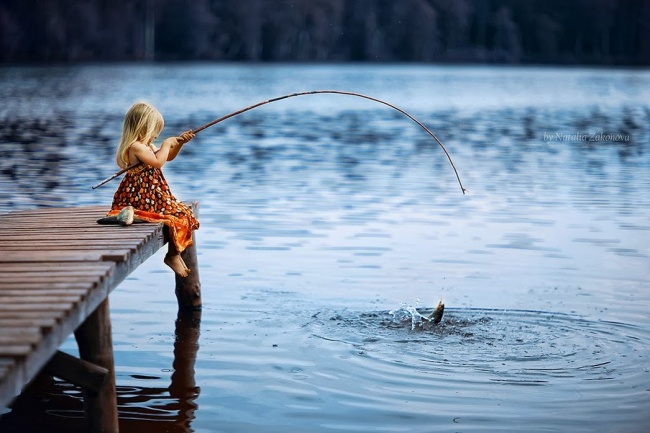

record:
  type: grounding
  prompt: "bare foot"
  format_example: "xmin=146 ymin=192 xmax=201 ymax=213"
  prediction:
xmin=179 ymin=255 xmax=191 ymax=274
xmin=164 ymin=254 xmax=188 ymax=277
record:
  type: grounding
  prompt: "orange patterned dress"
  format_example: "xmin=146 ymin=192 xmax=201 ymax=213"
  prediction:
xmin=106 ymin=164 xmax=199 ymax=252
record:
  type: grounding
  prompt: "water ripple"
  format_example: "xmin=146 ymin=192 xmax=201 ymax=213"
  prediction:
xmin=301 ymin=307 xmax=650 ymax=429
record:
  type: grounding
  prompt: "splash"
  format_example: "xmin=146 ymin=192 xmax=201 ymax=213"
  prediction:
xmin=388 ymin=299 xmax=445 ymax=330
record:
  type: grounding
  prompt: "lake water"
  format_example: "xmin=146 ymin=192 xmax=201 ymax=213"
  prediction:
xmin=0 ymin=64 xmax=649 ymax=432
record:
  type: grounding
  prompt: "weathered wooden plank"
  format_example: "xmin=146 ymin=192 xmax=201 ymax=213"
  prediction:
xmin=0 ymin=318 xmax=58 ymax=329
xmin=0 ymin=345 xmax=32 ymax=357
xmin=0 ymin=282 xmax=96 ymax=290
xmin=1 ymin=214 xmax=153 ymax=221
xmin=3 ymin=272 xmax=108 ymax=283
xmin=0 ymin=232 xmax=151 ymax=240
xmin=1 ymin=216 xmax=151 ymax=223
xmin=0 ymin=276 xmax=104 ymax=285
xmin=0 ymin=295 xmax=82 ymax=304
xmin=0 ymin=222 xmax=159 ymax=231
xmin=0 ymin=221 xmax=116 ymax=229
xmin=0 ymin=227 xmax=152 ymax=232
xmin=0 ymin=275 xmax=105 ymax=283
xmin=0 ymin=223 xmax=157 ymax=230
xmin=0 ymin=223 xmax=158 ymax=231
xmin=0 ymin=273 xmax=103 ymax=280
xmin=0 ymin=250 xmax=132 ymax=263
xmin=0 ymin=270 xmax=110 ymax=278
xmin=0 ymin=246 xmax=139 ymax=254
xmin=0 ymin=241 xmax=147 ymax=249
xmin=0 ymin=303 xmax=76 ymax=312
xmin=1 ymin=260 xmax=113 ymax=267
xmin=1 ymin=240 xmax=143 ymax=247
xmin=0 ymin=311 xmax=64 ymax=319
xmin=0 ymin=263 xmax=113 ymax=273
xmin=0 ymin=334 xmax=42 ymax=346
xmin=0 ymin=234 xmax=147 ymax=241
xmin=0 ymin=234 xmax=155 ymax=242
xmin=0 ymin=327 xmax=41 ymax=336
xmin=0 ymin=289 xmax=89 ymax=297
xmin=0 ymin=215 xmax=103 ymax=222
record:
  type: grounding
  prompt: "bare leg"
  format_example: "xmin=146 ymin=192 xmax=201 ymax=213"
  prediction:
xmin=174 ymin=243 xmax=190 ymax=274
xmin=164 ymin=243 xmax=190 ymax=277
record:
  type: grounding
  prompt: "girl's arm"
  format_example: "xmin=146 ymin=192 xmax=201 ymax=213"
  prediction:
xmin=131 ymin=140 xmax=173 ymax=168
xmin=167 ymin=131 xmax=195 ymax=162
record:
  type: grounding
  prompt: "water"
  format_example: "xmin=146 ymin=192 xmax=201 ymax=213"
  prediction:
xmin=0 ymin=64 xmax=649 ymax=432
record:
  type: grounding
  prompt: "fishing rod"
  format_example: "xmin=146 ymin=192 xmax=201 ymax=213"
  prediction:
xmin=92 ymin=90 xmax=466 ymax=194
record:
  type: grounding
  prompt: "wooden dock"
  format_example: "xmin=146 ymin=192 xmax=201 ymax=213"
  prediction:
xmin=0 ymin=204 xmax=200 ymax=433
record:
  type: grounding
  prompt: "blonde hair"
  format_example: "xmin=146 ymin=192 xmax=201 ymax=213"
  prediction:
xmin=115 ymin=101 xmax=164 ymax=169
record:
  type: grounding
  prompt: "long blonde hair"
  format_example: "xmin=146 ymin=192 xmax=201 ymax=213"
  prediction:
xmin=115 ymin=102 xmax=164 ymax=169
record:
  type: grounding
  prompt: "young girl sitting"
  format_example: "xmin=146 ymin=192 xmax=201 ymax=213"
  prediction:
xmin=105 ymin=101 xmax=200 ymax=277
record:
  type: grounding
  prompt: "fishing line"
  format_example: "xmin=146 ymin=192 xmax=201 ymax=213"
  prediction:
xmin=92 ymin=90 xmax=466 ymax=194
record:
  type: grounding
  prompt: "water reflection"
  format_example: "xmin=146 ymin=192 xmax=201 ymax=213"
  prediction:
xmin=116 ymin=309 xmax=201 ymax=433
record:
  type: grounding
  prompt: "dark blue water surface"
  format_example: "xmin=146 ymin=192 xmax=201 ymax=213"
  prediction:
xmin=1 ymin=64 xmax=649 ymax=432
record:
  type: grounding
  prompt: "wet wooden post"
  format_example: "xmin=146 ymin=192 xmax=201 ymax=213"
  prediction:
xmin=74 ymin=298 xmax=118 ymax=433
xmin=175 ymin=201 xmax=202 ymax=310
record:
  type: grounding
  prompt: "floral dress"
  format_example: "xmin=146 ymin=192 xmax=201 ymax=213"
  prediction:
xmin=106 ymin=164 xmax=199 ymax=252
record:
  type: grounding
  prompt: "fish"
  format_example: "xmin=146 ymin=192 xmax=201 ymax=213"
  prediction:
xmin=96 ymin=206 xmax=147 ymax=226
xmin=427 ymin=300 xmax=445 ymax=324
xmin=116 ymin=205 xmax=134 ymax=225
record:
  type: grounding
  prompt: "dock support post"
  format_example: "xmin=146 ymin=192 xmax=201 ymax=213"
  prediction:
xmin=74 ymin=298 xmax=119 ymax=433
xmin=175 ymin=201 xmax=202 ymax=310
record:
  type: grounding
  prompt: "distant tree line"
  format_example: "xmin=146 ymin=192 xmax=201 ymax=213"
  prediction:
xmin=1 ymin=0 xmax=648 ymax=65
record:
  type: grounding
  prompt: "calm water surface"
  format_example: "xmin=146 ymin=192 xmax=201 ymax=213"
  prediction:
xmin=0 ymin=64 xmax=649 ymax=432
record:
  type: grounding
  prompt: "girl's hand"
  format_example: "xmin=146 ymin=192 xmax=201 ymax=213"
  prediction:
xmin=165 ymin=131 xmax=194 ymax=162
xmin=177 ymin=130 xmax=195 ymax=145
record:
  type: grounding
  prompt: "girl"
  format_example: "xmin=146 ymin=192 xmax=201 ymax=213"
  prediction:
xmin=105 ymin=101 xmax=199 ymax=277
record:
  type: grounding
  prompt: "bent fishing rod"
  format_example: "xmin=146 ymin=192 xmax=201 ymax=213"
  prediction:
xmin=92 ymin=90 xmax=466 ymax=194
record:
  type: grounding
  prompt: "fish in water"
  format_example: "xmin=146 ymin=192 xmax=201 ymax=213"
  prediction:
xmin=427 ymin=300 xmax=445 ymax=324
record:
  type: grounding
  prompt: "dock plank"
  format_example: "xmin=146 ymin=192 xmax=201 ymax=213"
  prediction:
xmin=0 ymin=250 xmax=132 ymax=262
xmin=0 ymin=263 xmax=114 ymax=272
xmin=0 ymin=282 xmax=99 ymax=290
xmin=0 ymin=290 xmax=88 ymax=299
xmin=0 ymin=318 xmax=58 ymax=329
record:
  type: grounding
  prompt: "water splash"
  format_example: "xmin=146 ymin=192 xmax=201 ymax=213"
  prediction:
xmin=388 ymin=301 xmax=444 ymax=330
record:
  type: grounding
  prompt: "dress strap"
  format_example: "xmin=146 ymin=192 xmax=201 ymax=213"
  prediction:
xmin=123 ymin=141 xmax=139 ymax=168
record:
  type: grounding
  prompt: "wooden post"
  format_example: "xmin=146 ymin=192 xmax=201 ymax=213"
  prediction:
xmin=175 ymin=201 xmax=201 ymax=310
xmin=74 ymin=298 xmax=118 ymax=433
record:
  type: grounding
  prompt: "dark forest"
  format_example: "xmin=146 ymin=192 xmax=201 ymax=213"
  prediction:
xmin=1 ymin=0 xmax=649 ymax=65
